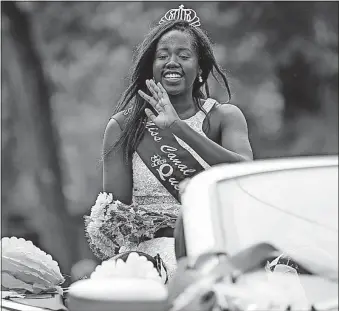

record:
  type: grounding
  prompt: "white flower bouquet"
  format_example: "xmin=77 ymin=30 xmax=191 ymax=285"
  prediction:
xmin=84 ymin=192 xmax=177 ymax=260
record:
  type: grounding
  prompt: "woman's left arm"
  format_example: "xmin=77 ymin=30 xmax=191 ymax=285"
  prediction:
xmin=170 ymin=104 xmax=253 ymax=165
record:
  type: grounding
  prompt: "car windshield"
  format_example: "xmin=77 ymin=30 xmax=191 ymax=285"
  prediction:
xmin=216 ymin=165 xmax=338 ymax=281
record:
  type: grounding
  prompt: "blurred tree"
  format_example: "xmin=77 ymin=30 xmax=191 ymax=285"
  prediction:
xmin=277 ymin=51 xmax=321 ymax=120
xmin=1 ymin=1 xmax=76 ymax=275
xmin=216 ymin=1 xmax=338 ymax=120
xmin=210 ymin=1 xmax=338 ymax=156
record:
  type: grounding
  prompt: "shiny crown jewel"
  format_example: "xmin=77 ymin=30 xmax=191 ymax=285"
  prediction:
xmin=159 ymin=5 xmax=201 ymax=27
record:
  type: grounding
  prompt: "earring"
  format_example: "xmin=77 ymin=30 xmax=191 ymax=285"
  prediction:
xmin=198 ymin=76 xmax=203 ymax=83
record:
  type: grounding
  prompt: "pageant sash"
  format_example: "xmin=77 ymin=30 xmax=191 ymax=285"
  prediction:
xmin=137 ymin=121 xmax=205 ymax=202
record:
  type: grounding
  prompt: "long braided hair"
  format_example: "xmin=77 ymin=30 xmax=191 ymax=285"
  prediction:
xmin=105 ymin=20 xmax=231 ymax=161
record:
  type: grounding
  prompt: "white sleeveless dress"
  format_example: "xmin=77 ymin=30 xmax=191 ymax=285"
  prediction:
xmin=120 ymin=99 xmax=216 ymax=278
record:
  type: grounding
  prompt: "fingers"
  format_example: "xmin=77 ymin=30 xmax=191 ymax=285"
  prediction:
xmin=146 ymin=80 xmax=160 ymax=101
xmin=139 ymin=80 xmax=168 ymax=112
xmin=143 ymin=79 xmax=168 ymax=101
xmin=145 ymin=108 xmax=157 ymax=122
xmin=138 ymin=90 xmax=157 ymax=108
xmin=156 ymin=82 xmax=168 ymax=98
xmin=147 ymin=79 xmax=167 ymax=100
xmin=149 ymin=80 xmax=163 ymax=100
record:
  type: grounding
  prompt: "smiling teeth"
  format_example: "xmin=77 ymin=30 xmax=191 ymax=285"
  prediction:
xmin=165 ymin=74 xmax=181 ymax=78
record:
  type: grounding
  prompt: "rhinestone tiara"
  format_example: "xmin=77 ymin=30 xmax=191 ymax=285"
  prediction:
xmin=159 ymin=4 xmax=201 ymax=27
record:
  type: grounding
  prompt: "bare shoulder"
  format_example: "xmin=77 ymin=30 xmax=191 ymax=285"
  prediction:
xmin=214 ymin=103 xmax=246 ymax=118
xmin=107 ymin=111 xmax=127 ymax=130
xmin=103 ymin=111 xmax=127 ymax=152
xmin=212 ymin=103 xmax=248 ymax=128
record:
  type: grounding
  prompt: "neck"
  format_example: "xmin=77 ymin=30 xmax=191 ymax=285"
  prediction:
xmin=169 ymin=92 xmax=198 ymax=120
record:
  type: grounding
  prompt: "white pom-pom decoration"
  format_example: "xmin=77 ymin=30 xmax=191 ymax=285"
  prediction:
xmin=1 ymin=237 xmax=64 ymax=294
xmin=90 ymin=252 xmax=162 ymax=283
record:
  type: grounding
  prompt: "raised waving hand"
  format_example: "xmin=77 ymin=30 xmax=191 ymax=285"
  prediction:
xmin=138 ymin=79 xmax=180 ymax=129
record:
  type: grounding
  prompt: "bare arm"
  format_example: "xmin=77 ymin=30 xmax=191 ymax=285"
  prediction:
xmin=138 ymin=80 xmax=252 ymax=165
xmin=170 ymin=104 xmax=253 ymax=165
xmin=103 ymin=117 xmax=133 ymax=205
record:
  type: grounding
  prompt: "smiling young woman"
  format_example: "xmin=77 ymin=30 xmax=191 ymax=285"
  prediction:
xmin=85 ymin=5 xmax=253 ymax=281
xmin=153 ymin=30 xmax=199 ymax=98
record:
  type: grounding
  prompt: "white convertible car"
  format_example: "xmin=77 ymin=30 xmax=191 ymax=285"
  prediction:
xmin=178 ymin=155 xmax=338 ymax=310
xmin=8 ymin=156 xmax=335 ymax=311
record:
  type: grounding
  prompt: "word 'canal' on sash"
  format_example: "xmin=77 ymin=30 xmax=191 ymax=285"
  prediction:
xmin=137 ymin=121 xmax=205 ymax=202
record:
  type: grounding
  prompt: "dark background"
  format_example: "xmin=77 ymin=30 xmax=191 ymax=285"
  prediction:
xmin=1 ymin=1 xmax=338 ymax=279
